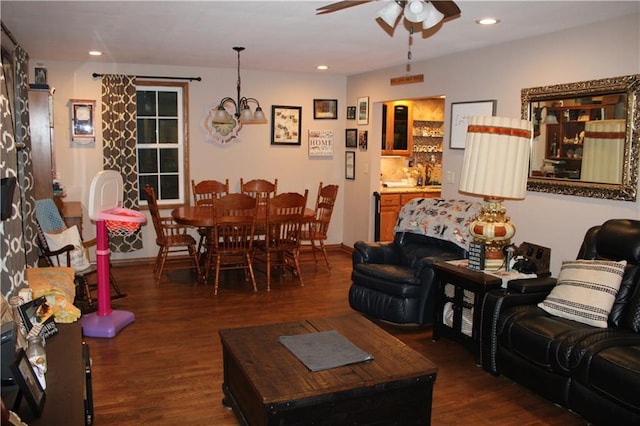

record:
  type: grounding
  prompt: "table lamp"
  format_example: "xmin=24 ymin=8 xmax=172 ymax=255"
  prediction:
xmin=458 ymin=115 xmax=533 ymax=269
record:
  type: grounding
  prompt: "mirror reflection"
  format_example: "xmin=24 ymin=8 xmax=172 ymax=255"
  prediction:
xmin=530 ymin=92 xmax=627 ymax=183
xmin=522 ymin=75 xmax=639 ymax=201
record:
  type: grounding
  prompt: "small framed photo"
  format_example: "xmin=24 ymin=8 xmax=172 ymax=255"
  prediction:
xmin=313 ymin=99 xmax=338 ymax=119
xmin=357 ymin=96 xmax=369 ymax=125
xmin=346 ymin=106 xmax=356 ymax=120
xmin=70 ymin=99 xmax=96 ymax=145
xmin=345 ymin=151 xmax=355 ymax=180
xmin=358 ymin=130 xmax=368 ymax=150
xmin=10 ymin=348 xmax=46 ymax=417
xmin=34 ymin=66 xmax=47 ymax=85
xmin=271 ymin=105 xmax=302 ymax=145
xmin=345 ymin=128 xmax=358 ymax=148
xmin=449 ymin=100 xmax=497 ymax=149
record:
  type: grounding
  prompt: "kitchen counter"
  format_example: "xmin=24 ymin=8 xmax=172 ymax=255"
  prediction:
xmin=378 ymin=185 xmax=442 ymax=194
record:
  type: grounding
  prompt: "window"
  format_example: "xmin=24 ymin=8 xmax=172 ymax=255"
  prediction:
xmin=136 ymin=82 xmax=189 ymax=206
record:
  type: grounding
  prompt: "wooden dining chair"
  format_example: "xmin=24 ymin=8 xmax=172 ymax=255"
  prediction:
xmin=191 ymin=179 xmax=230 ymax=254
xmin=143 ymin=185 xmax=202 ymax=285
xmin=240 ymin=178 xmax=278 ymax=236
xmin=191 ymin=179 xmax=230 ymax=206
xmin=299 ymin=182 xmax=339 ymax=270
xmin=253 ymin=190 xmax=308 ymax=291
xmin=203 ymin=193 xmax=258 ymax=295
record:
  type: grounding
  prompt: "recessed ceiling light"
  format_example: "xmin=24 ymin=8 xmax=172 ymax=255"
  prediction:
xmin=476 ymin=17 xmax=500 ymax=25
xmin=89 ymin=50 xmax=103 ymax=56
xmin=316 ymin=65 xmax=329 ymax=71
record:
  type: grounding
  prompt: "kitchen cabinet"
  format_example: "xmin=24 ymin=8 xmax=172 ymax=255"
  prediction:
xmin=28 ymin=86 xmax=55 ymax=200
xmin=375 ymin=191 xmax=441 ymax=241
xmin=381 ymin=101 xmax=413 ymax=156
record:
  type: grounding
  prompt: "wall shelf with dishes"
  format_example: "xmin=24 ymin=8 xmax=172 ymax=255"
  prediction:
xmin=412 ymin=121 xmax=443 ymax=181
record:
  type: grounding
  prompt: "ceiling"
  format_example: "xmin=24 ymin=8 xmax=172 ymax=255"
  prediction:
xmin=1 ymin=1 xmax=638 ymax=76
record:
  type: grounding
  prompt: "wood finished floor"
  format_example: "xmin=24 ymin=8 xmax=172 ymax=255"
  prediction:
xmin=86 ymin=250 xmax=585 ymax=425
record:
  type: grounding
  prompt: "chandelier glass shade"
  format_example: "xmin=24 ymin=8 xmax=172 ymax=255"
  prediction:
xmin=212 ymin=47 xmax=267 ymax=125
xmin=376 ymin=1 xmax=445 ymax=30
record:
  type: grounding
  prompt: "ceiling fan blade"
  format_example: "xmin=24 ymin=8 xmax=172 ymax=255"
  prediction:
xmin=431 ymin=1 xmax=461 ymax=19
xmin=316 ymin=0 xmax=374 ymax=15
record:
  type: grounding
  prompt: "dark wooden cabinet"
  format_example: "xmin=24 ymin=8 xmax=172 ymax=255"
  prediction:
xmin=28 ymin=87 xmax=55 ymax=200
xmin=61 ymin=201 xmax=83 ymax=237
xmin=2 ymin=322 xmax=92 ymax=425
xmin=382 ymin=101 xmax=413 ymax=156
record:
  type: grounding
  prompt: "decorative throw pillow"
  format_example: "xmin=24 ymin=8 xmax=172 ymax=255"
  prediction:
xmin=538 ymin=259 xmax=626 ymax=328
xmin=44 ymin=225 xmax=91 ymax=272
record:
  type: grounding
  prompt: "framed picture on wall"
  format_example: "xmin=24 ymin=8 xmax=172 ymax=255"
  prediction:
xmin=358 ymin=130 xmax=368 ymax=151
xmin=449 ymin=100 xmax=497 ymax=149
xmin=346 ymin=106 xmax=356 ymax=120
xmin=357 ymin=96 xmax=369 ymax=125
xmin=271 ymin=105 xmax=302 ymax=145
xmin=345 ymin=151 xmax=355 ymax=180
xmin=70 ymin=99 xmax=97 ymax=145
xmin=345 ymin=128 xmax=357 ymax=148
xmin=313 ymin=99 xmax=338 ymax=119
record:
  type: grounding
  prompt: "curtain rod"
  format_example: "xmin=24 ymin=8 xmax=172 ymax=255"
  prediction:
xmin=92 ymin=73 xmax=201 ymax=82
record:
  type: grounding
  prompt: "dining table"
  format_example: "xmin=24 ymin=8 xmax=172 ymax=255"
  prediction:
xmin=171 ymin=205 xmax=315 ymax=228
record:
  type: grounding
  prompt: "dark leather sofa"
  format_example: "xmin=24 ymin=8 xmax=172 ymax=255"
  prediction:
xmin=481 ymin=219 xmax=640 ymax=425
xmin=350 ymin=232 xmax=467 ymax=325
xmin=349 ymin=198 xmax=480 ymax=325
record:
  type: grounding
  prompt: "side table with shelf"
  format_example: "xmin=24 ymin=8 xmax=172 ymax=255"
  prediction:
xmin=433 ymin=261 xmax=502 ymax=364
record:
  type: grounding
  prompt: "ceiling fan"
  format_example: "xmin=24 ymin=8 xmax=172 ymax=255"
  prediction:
xmin=317 ymin=1 xmax=461 ymax=31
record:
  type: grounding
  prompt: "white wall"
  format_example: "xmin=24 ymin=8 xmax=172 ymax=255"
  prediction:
xmin=38 ymin=60 xmax=347 ymax=260
xmin=345 ymin=14 xmax=640 ymax=275
xmin=34 ymin=14 xmax=640 ymax=272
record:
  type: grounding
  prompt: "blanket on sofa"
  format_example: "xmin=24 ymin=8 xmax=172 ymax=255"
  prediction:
xmin=393 ymin=198 xmax=481 ymax=250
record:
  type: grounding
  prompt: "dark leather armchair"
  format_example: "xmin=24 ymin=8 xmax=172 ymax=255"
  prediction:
xmin=481 ymin=219 xmax=640 ymax=425
xmin=349 ymin=198 xmax=480 ymax=325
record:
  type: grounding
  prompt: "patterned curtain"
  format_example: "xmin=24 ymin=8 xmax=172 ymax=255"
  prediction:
xmin=0 ymin=45 xmax=37 ymax=299
xmin=101 ymin=74 xmax=142 ymax=252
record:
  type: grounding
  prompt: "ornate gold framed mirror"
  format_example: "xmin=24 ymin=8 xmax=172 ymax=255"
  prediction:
xmin=522 ymin=74 xmax=639 ymax=201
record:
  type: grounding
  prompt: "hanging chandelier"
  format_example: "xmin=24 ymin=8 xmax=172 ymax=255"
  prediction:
xmin=212 ymin=47 xmax=267 ymax=125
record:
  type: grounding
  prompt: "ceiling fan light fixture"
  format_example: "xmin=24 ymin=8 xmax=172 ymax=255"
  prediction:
xmin=377 ymin=1 xmax=403 ymax=28
xmin=422 ymin=3 xmax=445 ymax=29
xmin=404 ymin=0 xmax=429 ymax=23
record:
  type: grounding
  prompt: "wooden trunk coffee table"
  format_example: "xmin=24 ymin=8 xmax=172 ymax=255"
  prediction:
xmin=219 ymin=313 xmax=438 ymax=425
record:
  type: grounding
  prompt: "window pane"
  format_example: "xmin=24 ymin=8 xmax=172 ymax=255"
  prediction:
xmin=137 ymin=91 xmax=156 ymax=116
xmin=139 ymin=176 xmax=158 ymax=201
xmin=137 ymin=119 xmax=157 ymax=144
xmin=158 ymin=119 xmax=178 ymax=143
xmin=158 ymin=92 xmax=177 ymax=117
xmin=138 ymin=149 xmax=158 ymax=173
xmin=159 ymin=148 xmax=178 ymax=173
xmin=160 ymin=175 xmax=179 ymax=199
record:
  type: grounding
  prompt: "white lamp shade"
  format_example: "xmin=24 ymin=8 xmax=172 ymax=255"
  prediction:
xmin=458 ymin=116 xmax=532 ymax=200
xmin=404 ymin=0 xmax=429 ymax=23
xmin=377 ymin=1 xmax=403 ymax=27
xmin=422 ymin=3 xmax=445 ymax=29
